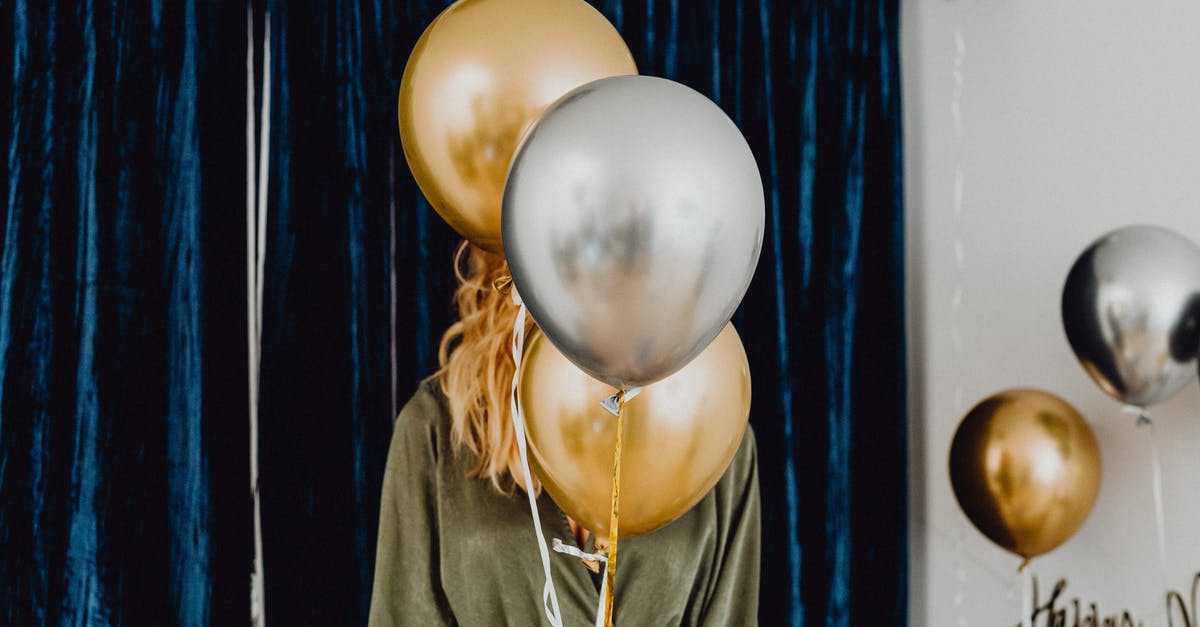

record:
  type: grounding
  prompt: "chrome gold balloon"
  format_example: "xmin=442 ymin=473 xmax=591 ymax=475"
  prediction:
xmin=398 ymin=0 xmax=637 ymax=253
xmin=520 ymin=323 xmax=751 ymax=538
xmin=948 ymin=389 xmax=1102 ymax=562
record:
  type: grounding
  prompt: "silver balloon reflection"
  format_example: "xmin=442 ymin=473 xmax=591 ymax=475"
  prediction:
xmin=1062 ymin=225 xmax=1200 ymax=408
xmin=503 ymin=75 xmax=764 ymax=389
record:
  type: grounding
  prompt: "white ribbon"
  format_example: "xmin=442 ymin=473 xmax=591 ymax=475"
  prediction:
xmin=594 ymin=563 xmax=608 ymax=627
xmin=247 ymin=9 xmax=270 ymax=624
xmin=1124 ymin=405 xmax=1168 ymax=584
xmin=511 ymin=286 xmax=624 ymax=626
xmin=509 ymin=297 xmax=564 ymax=627
xmin=552 ymin=538 xmax=608 ymax=564
xmin=1020 ymin=566 xmax=1032 ymax=627
xmin=551 ymin=533 xmax=615 ymax=624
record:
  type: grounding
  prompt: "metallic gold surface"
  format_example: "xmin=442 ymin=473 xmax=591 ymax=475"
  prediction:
xmin=398 ymin=0 xmax=636 ymax=253
xmin=948 ymin=389 xmax=1103 ymax=561
xmin=520 ymin=323 xmax=751 ymax=538
xmin=602 ymin=392 xmax=626 ymax=627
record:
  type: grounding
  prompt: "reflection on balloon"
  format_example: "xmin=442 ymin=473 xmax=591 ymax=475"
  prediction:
xmin=504 ymin=75 xmax=764 ymax=389
xmin=948 ymin=389 xmax=1102 ymax=563
xmin=398 ymin=0 xmax=636 ymax=253
xmin=1062 ymin=225 xmax=1200 ymax=408
xmin=520 ymin=323 xmax=751 ymax=538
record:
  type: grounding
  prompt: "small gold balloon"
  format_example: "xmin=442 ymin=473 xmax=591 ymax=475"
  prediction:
xmin=520 ymin=323 xmax=751 ymax=538
xmin=948 ymin=389 xmax=1102 ymax=562
xmin=398 ymin=0 xmax=637 ymax=253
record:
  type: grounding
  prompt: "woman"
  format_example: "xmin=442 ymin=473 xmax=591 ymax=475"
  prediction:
xmin=369 ymin=243 xmax=761 ymax=626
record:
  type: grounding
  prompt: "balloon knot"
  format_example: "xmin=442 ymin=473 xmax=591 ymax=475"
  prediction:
xmin=599 ymin=387 xmax=644 ymax=416
xmin=599 ymin=393 xmax=623 ymax=417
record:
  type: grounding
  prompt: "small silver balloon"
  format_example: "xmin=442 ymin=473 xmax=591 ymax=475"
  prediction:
xmin=502 ymin=75 xmax=764 ymax=389
xmin=1062 ymin=225 xmax=1200 ymax=408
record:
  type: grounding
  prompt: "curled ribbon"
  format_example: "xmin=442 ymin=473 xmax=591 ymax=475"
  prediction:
xmin=505 ymin=275 xmax=632 ymax=627
xmin=509 ymin=300 xmax=564 ymax=627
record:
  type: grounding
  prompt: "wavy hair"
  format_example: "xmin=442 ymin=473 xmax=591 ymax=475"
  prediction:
xmin=436 ymin=241 xmax=534 ymax=493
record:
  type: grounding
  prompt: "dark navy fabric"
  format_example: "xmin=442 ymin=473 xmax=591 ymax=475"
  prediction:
xmin=1 ymin=1 xmax=904 ymax=625
xmin=0 ymin=0 xmax=250 ymax=624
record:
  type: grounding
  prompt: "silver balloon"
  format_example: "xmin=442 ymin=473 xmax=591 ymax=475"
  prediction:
xmin=502 ymin=75 xmax=764 ymax=389
xmin=1062 ymin=225 xmax=1200 ymax=407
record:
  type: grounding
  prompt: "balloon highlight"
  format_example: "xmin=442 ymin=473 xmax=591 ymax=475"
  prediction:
xmin=520 ymin=323 xmax=752 ymax=538
xmin=399 ymin=0 xmax=636 ymax=252
xmin=504 ymin=75 xmax=764 ymax=389
xmin=949 ymin=389 xmax=1102 ymax=563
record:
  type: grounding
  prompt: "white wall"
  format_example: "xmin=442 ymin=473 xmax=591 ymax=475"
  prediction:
xmin=904 ymin=1 xmax=1200 ymax=625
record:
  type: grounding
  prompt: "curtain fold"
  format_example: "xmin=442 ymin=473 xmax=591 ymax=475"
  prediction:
xmin=1 ymin=0 xmax=903 ymax=624
xmin=260 ymin=1 xmax=905 ymax=625
xmin=590 ymin=2 xmax=908 ymax=623
xmin=0 ymin=1 xmax=250 ymax=624
xmin=257 ymin=2 xmax=447 ymax=624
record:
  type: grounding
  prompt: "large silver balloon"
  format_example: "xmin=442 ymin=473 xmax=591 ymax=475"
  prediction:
xmin=1062 ymin=225 xmax=1200 ymax=407
xmin=502 ymin=75 xmax=764 ymax=389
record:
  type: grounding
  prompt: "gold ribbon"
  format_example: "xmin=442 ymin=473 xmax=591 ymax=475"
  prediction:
xmin=601 ymin=390 xmax=627 ymax=627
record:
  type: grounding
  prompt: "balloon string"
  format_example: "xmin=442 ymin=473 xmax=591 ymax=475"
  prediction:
xmin=552 ymin=537 xmax=608 ymax=564
xmin=551 ymin=538 xmax=609 ymax=627
xmin=1125 ymin=405 xmax=1169 ymax=583
xmin=602 ymin=390 xmax=627 ymax=627
xmin=508 ymin=299 xmax=564 ymax=627
xmin=1140 ymin=413 xmax=1169 ymax=585
xmin=594 ymin=561 xmax=609 ymax=627
xmin=1020 ymin=566 xmax=1032 ymax=627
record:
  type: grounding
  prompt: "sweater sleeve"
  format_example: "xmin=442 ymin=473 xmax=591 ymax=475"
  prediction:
xmin=369 ymin=382 xmax=456 ymax=626
xmin=700 ymin=426 xmax=762 ymax=627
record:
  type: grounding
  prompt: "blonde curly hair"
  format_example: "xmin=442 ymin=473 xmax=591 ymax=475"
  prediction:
xmin=436 ymin=241 xmax=535 ymax=493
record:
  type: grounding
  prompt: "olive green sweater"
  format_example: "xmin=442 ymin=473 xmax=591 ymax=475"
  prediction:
xmin=369 ymin=379 xmax=761 ymax=626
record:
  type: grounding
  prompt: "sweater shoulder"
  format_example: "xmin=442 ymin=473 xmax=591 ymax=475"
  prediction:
xmin=390 ymin=376 xmax=455 ymax=462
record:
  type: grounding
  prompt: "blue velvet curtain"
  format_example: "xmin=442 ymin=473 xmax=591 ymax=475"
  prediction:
xmin=259 ymin=1 xmax=905 ymax=625
xmin=0 ymin=1 xmax=250 ymax=624
xmin=2 ymin=0 xmax=903 ymax=624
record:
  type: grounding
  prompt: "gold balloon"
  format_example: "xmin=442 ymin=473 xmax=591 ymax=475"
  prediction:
xmin=948 ymin=389 xmax=1103 ymax=562
xmin=398 ymin=0 xmax=637 ymax=253
xmin=520 ymin=323 xmax=751 ymax=538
